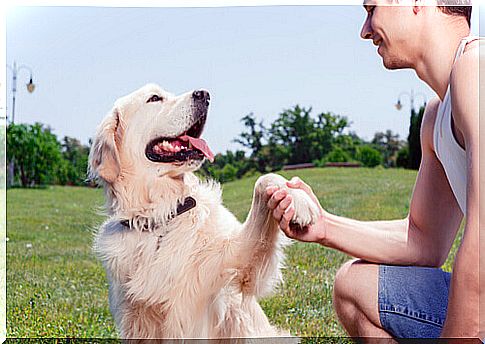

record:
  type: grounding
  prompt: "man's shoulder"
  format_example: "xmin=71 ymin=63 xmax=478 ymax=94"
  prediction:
xmin=449 ymin=40 xmax=479 ymax=140
xmin=450 ymin=40 xmax=479 ymax=88
xmin=420 ymin=98 xmax=441 ymax=153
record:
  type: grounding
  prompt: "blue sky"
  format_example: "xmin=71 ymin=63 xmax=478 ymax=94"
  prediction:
xmin=6 ymin=4 xmax=481 ymax=154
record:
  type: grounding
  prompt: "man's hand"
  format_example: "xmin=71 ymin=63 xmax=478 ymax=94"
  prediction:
xmin=266 ymin=176 xmax=326 ymax=243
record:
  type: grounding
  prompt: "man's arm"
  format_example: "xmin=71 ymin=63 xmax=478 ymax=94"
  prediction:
xmin=267 ymin=99 xmax=463 ymax=267
xmin=440 ymin=43 xmax=480 ymax=339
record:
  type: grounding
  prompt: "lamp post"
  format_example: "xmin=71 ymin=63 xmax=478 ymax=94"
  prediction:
xmin=6 ymin=61 xmax=36 ymax=124
xmin=6 ymin=61 xmax=35 ymax=187
xmin=395 ymin=90 xmax=427 ymax=113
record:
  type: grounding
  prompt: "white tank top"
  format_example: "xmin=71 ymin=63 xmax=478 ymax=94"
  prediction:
xmin=433 ymin=36 xmax=478 ymax=214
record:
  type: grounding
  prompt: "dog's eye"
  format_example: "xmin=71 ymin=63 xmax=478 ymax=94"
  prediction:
xmin=147 ymin=95 xmax=163 ymax=103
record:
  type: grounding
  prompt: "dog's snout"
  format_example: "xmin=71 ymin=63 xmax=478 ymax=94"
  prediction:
xmin=192 ymin=90 xmax=210 ymax=105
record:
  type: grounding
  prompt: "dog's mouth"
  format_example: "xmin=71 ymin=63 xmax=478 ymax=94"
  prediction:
xmin=145 ymin=116 xmax=214 ymax=164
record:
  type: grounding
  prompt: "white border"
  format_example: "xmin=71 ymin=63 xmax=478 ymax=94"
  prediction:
xmin=0 ymin=1 xmax=480 ymax=342
xmin=1 ymin=0 xmax=6 ymax=342
xmin=2 ymin=0 xmax=478 ymax=7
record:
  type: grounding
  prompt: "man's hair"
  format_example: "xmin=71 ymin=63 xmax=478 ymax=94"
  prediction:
xmin=436 ymin=1 xmax=472 ymax=27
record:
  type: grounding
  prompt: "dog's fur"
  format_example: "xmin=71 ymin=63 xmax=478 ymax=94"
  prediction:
xmin=89 ymin=84 xmax=319 ymax=339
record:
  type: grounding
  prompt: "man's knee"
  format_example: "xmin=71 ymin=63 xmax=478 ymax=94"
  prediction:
xmin=333 ymin=259 xmax=379 ymax=319
xmin=334 ymin=259 xmax=359 ymax=312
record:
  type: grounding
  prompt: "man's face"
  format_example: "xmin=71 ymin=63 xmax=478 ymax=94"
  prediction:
xmin=360 ymin=0 xmax=416 ymax=69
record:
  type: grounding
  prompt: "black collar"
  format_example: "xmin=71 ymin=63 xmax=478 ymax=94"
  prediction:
xmin=120 ymin=196 xmax=196 ymax=229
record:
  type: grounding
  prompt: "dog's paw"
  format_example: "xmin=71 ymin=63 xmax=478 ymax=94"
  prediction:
xmin=287 ymin=188 xmax=320 ymax=228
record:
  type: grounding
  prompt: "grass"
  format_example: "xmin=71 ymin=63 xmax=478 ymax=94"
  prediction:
xmin=6 ymin=168 xmax=462 ymax=338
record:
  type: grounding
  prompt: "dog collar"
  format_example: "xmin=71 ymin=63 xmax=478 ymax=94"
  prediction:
xmin=119 ymin=196 xmax=196 ymax=230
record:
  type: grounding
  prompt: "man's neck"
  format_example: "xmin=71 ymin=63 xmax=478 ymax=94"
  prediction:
xmin=413 ymin=24 xmax=470 ymax=100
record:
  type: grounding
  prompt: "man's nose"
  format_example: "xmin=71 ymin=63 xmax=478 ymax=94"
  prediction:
xmin=360 ymin=17 xmax=373 ymax=40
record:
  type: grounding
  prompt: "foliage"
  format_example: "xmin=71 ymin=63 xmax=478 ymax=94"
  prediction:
xmin=333 ymin=132 xmax=364 ymax=159
xmin=6 ymin=123 xmax=90 ymax=187
xmin=324 ymin=147 xmax=352 ymax=163
xmin=200 ymin=150 xmax=253 ymax=183
xmin=0 ymin=124 xmax=5 ymax=186
xmin=60 ymin=136 xmax=90 ymax=186
xmin=233 ymin=113 xmax=267 ymax=173
xmin=212 ymin=105 xmax=410 ymax=182
xmin=268 ymin=106 xmax=349 ymax=165
xmin=355 ymin=145 xmax=383 ymax=168
xmin=371 ymin=130 xmax=405 ymax=167
xmin=7 ymin=123 xmax=64 ymax=187
xmin=407 ymin=106 xmax=425 ymax=170
xmin=233 ymin=106 xmax=350 ymax=176
xmin=6 ymin=103 xmax=416 ymax=187
xmin=396 ymin=146 xmax=410 ymax=168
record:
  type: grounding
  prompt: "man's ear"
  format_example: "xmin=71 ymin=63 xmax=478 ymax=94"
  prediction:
xmin=88 ymin=107 xmax=123 ymax=183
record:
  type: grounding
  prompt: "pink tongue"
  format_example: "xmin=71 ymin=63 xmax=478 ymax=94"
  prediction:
xmin=179 ymin=135 xmax=214 ymax=162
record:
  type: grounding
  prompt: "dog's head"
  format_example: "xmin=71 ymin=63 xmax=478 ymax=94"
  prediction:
xmin=89 ymin=84 xmax=214 ymax=186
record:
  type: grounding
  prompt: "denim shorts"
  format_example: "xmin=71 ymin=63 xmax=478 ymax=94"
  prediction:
xmin=378 ymin=264 xmax=451 ymax=339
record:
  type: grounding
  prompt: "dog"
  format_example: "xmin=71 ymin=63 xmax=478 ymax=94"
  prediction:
xmin=89 ymin=84 xmax=320 ymax=339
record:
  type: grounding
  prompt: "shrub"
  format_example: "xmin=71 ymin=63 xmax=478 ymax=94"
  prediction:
xmin=355 ymin=145 xmax=383 ymax=167
xmin=325 ymin=147 xmax=352 ymax=163
xmin=396 ymin=146 xmax=410 ymax=168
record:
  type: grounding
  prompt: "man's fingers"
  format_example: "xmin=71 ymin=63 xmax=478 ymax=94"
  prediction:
xmin=287 ymin=176 xmax=311 ymax=193
xmin=266 ymin=185 xmax=279 ymax=197
xmin=267 ymin=189 xmax=287 ymax=210
xmin=272 ymin=195 xmax=292 ymax=221
xmin=282 ymin=205 xmax=294 ymax=222
xmin=287 ymin=176 xmax=302 ymax=188
xmin=279 ymin=206 xmax=295 ymax=232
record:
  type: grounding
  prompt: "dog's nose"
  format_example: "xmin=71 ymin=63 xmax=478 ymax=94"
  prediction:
xmin=192 ymin=90 xmax=210 ymax=105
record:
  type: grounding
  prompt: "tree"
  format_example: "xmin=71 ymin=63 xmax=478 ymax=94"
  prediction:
xmin=309 ymin=111 xmax=349 ymax=160
xmin=60 ymin=136 xmax=90 ymax=185
xmin=268 ymin=106 xmax=349 ymax=165
xmin=234 ymin=113 xmax=268 ymax=173
xmin=234 ymin=113 xmax=265 ymax=155
xmin=396 ymin=145 xmax=410 ymax=168
xmin=407 ymin=106 xmax=425 ymax=170
xmin=333 ymin=131 xmax=364 ymax=159
xmin=0 ymin=126 xmax=5 ymax=186
xmin=371 ymin=130 xmax=404 ymax=167
xmin=7 ymin=123 xmax=63 ymax=187
xmin=199 ymin=150 xmax=253 ymax=183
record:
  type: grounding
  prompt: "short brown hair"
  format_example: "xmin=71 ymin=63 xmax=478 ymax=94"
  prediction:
xmin=437 ymin=1 xmax=472 ymax=27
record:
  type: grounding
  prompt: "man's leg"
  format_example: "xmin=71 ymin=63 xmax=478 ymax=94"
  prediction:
xmin=333 ymin=259 xmax=392 ymax=339
xmin=333 ymin=259 xmax=451 ymax=341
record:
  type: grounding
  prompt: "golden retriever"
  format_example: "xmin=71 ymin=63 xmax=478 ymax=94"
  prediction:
xmin=89 ymin=84 xmax=319 ymax=339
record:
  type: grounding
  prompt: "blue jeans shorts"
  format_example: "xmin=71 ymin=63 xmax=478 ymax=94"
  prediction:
xmin=378 ymin=264 xmax=451 ymax=339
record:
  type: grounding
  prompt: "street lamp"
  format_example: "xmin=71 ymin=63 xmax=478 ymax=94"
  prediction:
xmin=5 ymin=61 xmax=35 ymax=187
xmin=395 ymin=90 xmax=427 ymax=113
xmin=6 ymin=61 xmax=36 ymax=124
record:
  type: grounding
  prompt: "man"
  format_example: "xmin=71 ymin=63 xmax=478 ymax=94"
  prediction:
xmin=266 ymin=0 xmax=480 ymax=341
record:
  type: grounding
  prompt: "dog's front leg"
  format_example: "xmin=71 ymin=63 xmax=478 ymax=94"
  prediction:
xmin=237 ymin=174 xmax=283 ymax=298
xmin=234 ymin=173 xmax=319 ymax=298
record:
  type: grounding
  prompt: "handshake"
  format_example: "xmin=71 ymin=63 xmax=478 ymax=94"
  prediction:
xmin=265 ymin=176 xmax=327 ymax=244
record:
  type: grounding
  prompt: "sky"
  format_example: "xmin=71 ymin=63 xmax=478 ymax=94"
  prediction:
xmin=4 ymin=3 xmax=482 ymax=154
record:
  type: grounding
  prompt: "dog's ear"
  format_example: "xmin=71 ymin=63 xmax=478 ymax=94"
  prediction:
xmin=88 ymin=107 xmax=123 ymax=184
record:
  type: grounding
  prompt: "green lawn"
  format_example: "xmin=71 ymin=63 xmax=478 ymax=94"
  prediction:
xmin=6 ymin=168 xmax=461 ymax=338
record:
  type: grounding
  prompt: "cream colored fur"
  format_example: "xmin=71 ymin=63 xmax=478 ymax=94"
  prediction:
xmin=89 ymin=84 xmax=319 ymax=339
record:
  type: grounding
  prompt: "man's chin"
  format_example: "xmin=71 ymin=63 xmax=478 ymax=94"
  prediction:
xmin=382 ymin=55 xmax=410 ymax=70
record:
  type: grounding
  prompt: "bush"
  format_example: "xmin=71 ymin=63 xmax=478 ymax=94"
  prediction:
xmin=325 ymin=147 xmax=352 ymax=163
xmin=355 ymin=145 xmax=383 ymax=167
xmin=7 ymin=123 xmax=64 ymax=187
xmin=396 ymin=146 xmax=410 ymax=168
